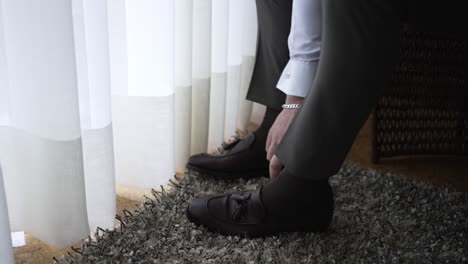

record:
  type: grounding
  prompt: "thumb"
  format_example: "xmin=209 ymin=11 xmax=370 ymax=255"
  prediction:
xmin=269 ymin=155 xmax=282 ymax=180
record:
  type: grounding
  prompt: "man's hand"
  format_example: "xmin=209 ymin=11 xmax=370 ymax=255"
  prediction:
xmin=266 ymin=95 xmax=304 ymax=179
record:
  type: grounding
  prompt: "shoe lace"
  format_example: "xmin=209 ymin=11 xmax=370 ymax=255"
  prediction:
xmin=231 ymin=192 xmax=252 ymax=222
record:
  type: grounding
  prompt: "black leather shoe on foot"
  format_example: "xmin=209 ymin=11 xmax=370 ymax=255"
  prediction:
xmin=186 ymin=133 xmax=269 ymax=179
xmin=186 ymin=182 xmax=334 ymax=237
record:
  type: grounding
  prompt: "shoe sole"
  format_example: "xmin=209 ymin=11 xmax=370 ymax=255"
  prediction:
xmin=186 ymin=163 xmax=269 ymax=180
xmin=186 ymin=206 xmax=254 ymax=237
xmin=186 ymin=207 xmax=330 ymax=238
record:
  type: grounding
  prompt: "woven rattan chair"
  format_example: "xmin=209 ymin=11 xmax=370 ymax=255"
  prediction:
xmin=372 ymin=22 xmax=468 ymax=162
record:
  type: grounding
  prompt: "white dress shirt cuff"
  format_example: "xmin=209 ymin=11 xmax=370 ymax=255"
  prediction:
xmin=276 ymin=59 xmax=318 ymax=98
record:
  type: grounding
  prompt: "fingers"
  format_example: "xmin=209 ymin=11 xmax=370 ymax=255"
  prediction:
xmin=266 ymin=140 xmax=277 ymax=161
xmin=266 ymin=113 xmax=281 ymax=153
xmin=265 ymin=128 xmax=272 ymax=153
xmin=269 ymin=155 xmax=282 ymax=180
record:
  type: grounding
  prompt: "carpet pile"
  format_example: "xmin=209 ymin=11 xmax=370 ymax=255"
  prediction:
xmin=56 ymin=162 xmax=467 ymax=264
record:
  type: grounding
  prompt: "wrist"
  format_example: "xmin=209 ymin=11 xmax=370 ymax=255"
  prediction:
xmin=283 ymin=95 xmax=304 ymax=110
xmin=285 ymin=95 xmax=305 ymax=105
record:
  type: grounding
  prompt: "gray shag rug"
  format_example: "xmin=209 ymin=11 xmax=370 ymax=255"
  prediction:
xmin=56 ymin=162 xmax=467 ymax=264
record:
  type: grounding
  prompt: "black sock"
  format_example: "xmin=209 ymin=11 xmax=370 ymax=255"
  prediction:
xmin=261 ymin=169 xmax=334 ymax=221
xmin=253 ymin=107 xmax=281 ymax=142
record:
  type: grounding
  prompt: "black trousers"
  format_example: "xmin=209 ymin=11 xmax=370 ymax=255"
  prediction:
xmin=246 ymin=0 xmax=292 ymax=111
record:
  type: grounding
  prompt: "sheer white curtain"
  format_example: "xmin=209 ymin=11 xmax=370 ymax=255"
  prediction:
xmin=0 ymin=167 xmax=14 ymax=264
xmin=0 ymin=0 xmax=260 ymax=261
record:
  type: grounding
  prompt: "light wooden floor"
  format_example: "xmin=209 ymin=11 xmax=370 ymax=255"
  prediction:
xmin=13 ymin=116 xmax=468 ymax=264
xmin=348 ymin=115 xmax=468 ymax=194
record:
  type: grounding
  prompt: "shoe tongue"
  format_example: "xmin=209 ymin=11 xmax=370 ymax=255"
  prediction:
xmin=226 ymin=133 xmax=255 ymax=155
xmin=227 ymin=188 xmax=266 ymax=223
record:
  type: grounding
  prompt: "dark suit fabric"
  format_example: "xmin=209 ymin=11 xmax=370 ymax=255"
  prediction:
xmin=276 ymin=0 xmax=404 ymax=180
xmin=246 ymin=0 xmax=292 ymax=110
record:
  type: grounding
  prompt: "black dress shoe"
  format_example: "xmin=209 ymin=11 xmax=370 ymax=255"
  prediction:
xmin=186 ymin=182 xmax=334 ymax=237
xmin=186 ymin=133 xmax=269 ymax=179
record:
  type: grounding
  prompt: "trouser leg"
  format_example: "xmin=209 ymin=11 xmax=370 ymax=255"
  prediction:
xmin=276 ymin=0 xmax=405 ymax=180
xmin=246 ymin=0 xmax=292 ymax=111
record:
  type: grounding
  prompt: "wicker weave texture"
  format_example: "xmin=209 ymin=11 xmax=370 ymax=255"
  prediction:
xmin=374 ymin=28 xmax=468 ymax=161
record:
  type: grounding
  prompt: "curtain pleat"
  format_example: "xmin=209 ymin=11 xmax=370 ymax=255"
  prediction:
xmin=0 ymin=167 xmax=14 ymax=264
xmin=226 ymin=0 xmax=260 ymax=135
xmin=190 ymin=0 xmax=212 ymax=155
xmin=0 ymin=0 xmax=90 ymax=247
xmin=0 ymin=0 xmax=259 ymax=253
xmin=72 ymin=0 xmax=116 ymax=234
xmin=175 ymin=0 xmax=194 ymax=172
xmin=224 ymin=0 xmax=243 ymax=139
xmin=208 ymin=0 xmax=229 ymax=150
xmin=113 ymin=0 xmax=175 ymax=189
xmin=0 ymin=7 xmax=12 ymax=261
